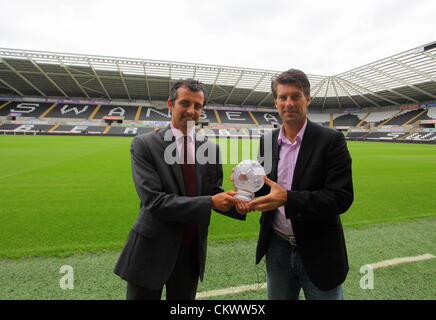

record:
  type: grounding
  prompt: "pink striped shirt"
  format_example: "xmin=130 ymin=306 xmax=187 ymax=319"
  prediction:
xmin=272 ymin=120 xmax=307 ymax=236
xmin=170 ymin=123 xmax=195 ymax=164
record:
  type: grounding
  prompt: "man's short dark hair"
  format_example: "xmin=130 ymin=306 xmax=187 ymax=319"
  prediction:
xmin=169 ymin=79 xmax=208 ymax=107
xmin=271 ymin=69 xmax=311 ymax=99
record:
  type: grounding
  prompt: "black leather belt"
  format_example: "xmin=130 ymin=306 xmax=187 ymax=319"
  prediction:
xmin=275 ymin=231 xmax=297 ymax=247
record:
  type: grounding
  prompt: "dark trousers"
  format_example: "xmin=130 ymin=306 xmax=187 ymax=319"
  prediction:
xmin=126 ymin=238 xmax=199 ymax=300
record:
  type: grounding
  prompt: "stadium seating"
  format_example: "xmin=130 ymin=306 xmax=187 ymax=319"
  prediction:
xmin=382 ymin=109 xmax=428 ymax=126
xmin=0 ymin=123 xmax=155 ymax=136
xmin=307 ymin=113 xmax=330 ymax=124
xmin=52 ymin=125 xmax=106 ymax=133
xmin=427 ymin=107 xmax=436 ymax=119
xmin=332 ymin=114 xmax=361 ymax=127
xmin=0 ymin=101 xmax=54 ymax=118
xmin=215 ymin=110 xmax=255 ymax=125
xmin=345 ymin=131 xmax=368 ymax=139
xmin=0 ymin=123 xmax=53 ymax=132
xmin=1 ymin=99 xmax=435 ymax=143
xmin=403 ymin=132 xmax=436 ymax=141
xmin=203 ymin=128 xmax=250 ymax=138
xmin=106 ymin=126 xmax=154 ymax=136
xmin=93 ymin=105 xmax=138 ymax=120
xmin=44 ymin=104 xmax=96 ymax=119
xmin=364 ymin=131 xmax=408 ymax=140
xmin=202 ymin=128 xmax=274 ymax=138
xmin=202 ymin=109 xmax=218 ymax=123
xmin=365 ymin=110 xmax=399 ymax=124
xmin=250 ymin=111 xmax=281 ymax=125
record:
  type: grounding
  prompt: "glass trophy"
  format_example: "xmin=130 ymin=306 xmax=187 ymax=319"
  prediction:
xmin=233 ymin=160 xmax=265 ymax=201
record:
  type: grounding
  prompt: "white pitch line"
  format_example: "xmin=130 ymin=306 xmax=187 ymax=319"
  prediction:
xmin=366 ymin=253 xmax=435 ymax=269
xmin=196 ymin=283 xmax=267 ymax=299
xmin=196 ymin=253 xmax=435 ymax=299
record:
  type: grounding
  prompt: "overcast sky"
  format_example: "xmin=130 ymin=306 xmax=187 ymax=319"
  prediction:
xmin=0 ymin=0 xmax=434 ymax=75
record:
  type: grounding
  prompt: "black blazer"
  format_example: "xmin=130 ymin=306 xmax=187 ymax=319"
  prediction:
xmin=114 ymin=126 xmax=243 ymax=290
xmin=256 ymin=120 xmax=353 ymax=291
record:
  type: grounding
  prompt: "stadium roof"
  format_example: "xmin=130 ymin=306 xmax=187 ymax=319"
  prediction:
xmin=0 ymin=41 xmax=435 ymax=110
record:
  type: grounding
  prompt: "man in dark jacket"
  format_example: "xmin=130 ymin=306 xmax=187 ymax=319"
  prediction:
xmin=114 ymin=79 xmax=243 ymax=300
xmin=235 ymin=69 xmax=354 ymax=300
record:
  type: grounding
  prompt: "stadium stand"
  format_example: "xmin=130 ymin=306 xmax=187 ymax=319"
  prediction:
xmin=345 ymin=131 xmax=369 ymax=139
xmin=382 ymin=108 xmax=428 ymax=126
xmin=202 ymin=128 xmax=274 ymax=138
xmin=138 ymin=107 xmax=171 ymax=121
xmin=0 ymin=101 xmax=54 ymax=118
xmin=93 ymin=105 xmax=138 ymax=121
xmin=364 ymin=110 xmax=400 ymax=125
xmin=427 ymin=107 xmax=436 ymax=119
xmin=250 ymin=111 xmax=281 ymax=125
xmin=215 ymin=110 xmax=256 ymax=125
xmin=332 ymin=114 xmax=362 ymax=127
xmin=0 ymin=122 xmax=156 ymax=136
xmin=0 ymin=42 xmax=435 ymax=143
xmin=403 ymin=132 xmax=436 ymax=141
xmin=203 ymin=128 xmax=250 ymax=138
xmin=2 ymin=98 xmax=436 ymax=144
xmin=203 ymin=109 xmax=218 ymax=123
xmin=0 ymin=123 xmax=53 ymax=132
xmin=307 ymin=113 xmax=330 ymax=124
xmin=105 ymin=126 xmax=154 ymax=136
xmin=51 ymin=125 xmax=106 ymax=134
xmin=42 ymin=103 xmax=96 ymax=119
xmin=364 ymin=131 xmax=408 ymax=140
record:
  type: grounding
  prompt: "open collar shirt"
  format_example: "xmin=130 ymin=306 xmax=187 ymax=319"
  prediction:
xmin=170 ymin=123 xmax=196 ymax=165
xmin=272 ymin=119 xmax=307 ymax=236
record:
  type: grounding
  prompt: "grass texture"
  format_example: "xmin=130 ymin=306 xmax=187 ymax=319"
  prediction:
xmin=0 ymin=135 xmax=435 ymax=258
xmin=0 ymin=217 xmax=434 ymax=300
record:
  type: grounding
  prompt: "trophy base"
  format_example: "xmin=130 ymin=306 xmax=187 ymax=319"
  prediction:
xmin=235 ymin=190 xmax=254 ymax=202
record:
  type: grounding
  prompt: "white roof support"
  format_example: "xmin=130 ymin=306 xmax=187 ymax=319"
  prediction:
xmin=390 ymin=56 xmax=436 ymax=83
xmin=208 ymin=67 xmax=223 ymax=102
xmin=86 ymin=58 xmax=112 ymax=100
xmin=116 ymin=61 xmax=132 ymax=101
xmin=241 ymin=73 xmax=268 ymax=106
xmin=334 ymin=77 xmax=378 ymax=108
xmin=26 ymin=55 xmax=69 ymax=98
xmin=224 ymin=71 xmax=245 ymax=105
xmin=335 ymin=76 xmax=398 ymax=106
xmin=0 ymin=78 xmax=24 ymax=96
xmin=0 ymin=42 xmax=434 ymax=108
xmin=168 ymin=64 xmax=172 ymax=97
xmin=349 ymin=71 xmax=419 ymax=104
xmin=321 ymin=77 xmax=331 ymax=110
xmin=310 ymin=76 xmax=330 ymax=102
xmin=56 ymin=56 xmax=91 ymax=98
xmin=257 ymin=92 xmax=272 ymax=107
xmin=0 ymin=58 xmax=47 ymax=97
xmin=367 ymin=65 xmax=436 ymax=100
xmin=210 ymin=91 xmax=232 ymax=101
xmin=331 ymin=77 xmax=343 ymax=109
xmin=142 ymin=63 xmax=152 ymax=104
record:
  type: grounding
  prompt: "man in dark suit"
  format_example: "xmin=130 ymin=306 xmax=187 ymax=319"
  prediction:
xmin=235 ymin=69 xmax=353 ymax=300
xmin=114 ymin=79 xmax=243 ymax=300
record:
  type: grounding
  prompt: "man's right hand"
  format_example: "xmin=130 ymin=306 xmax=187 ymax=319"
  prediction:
xmin=211 ymin=191 xmax=237 ymax=211
xmin=234 ymin=198 xmax=252 ymax=215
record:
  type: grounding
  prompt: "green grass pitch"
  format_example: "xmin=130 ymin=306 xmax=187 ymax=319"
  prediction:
xmin=0 ymin=135 xmax=435 ymax=258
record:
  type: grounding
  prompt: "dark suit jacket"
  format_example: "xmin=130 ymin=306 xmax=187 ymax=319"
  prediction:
xmin=114 ymin=126 xmax=244 ymax=290
xmin=256 ymin=120 xmax=353 ymax=291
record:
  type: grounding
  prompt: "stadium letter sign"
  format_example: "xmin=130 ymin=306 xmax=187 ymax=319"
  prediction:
xmin=61 ymin=105 xmax=89 ymax=115
xmin=11 ymin=103 xmax=38 ymax=114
